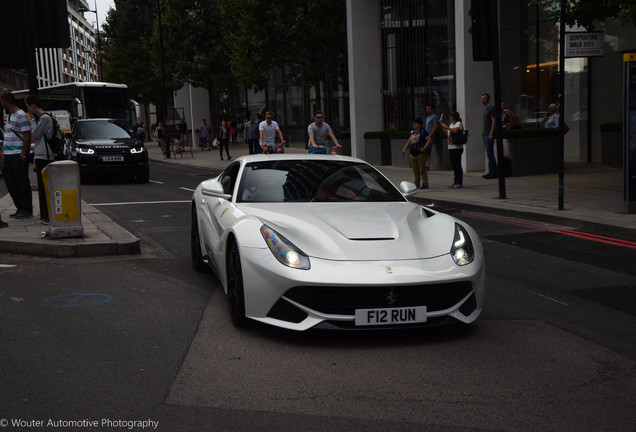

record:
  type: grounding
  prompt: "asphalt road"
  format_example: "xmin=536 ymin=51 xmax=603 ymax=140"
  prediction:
xmin=0 ymin=160 xmax=634 ymax=432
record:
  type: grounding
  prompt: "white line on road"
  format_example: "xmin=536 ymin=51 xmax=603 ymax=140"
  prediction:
xmin=149 ymin=180 xmax=164 ymax=184
xmin=180 ymin=187 xmax=196 ymax=192
xmin=91 ymin=200 xmax=190 ymax=206
xmin=537 ymin=293 xmax=569 ymax=306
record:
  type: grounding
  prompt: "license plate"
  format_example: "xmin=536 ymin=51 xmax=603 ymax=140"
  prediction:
xmin=102 ymin=156 xmax=124 ymax=162
xmin=354 ymin=306 xmax=427 ymax=326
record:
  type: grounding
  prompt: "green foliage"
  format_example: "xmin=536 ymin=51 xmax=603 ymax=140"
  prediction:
xmin=100 ymin=0 xmax=347 ymax=114
xmin=218 ymin=0 xmax=347 ymax=92
xmin=101 ymin=0 xmax=159 ymax=104
xmin=540 ymin=0 xmax=636 ymax=28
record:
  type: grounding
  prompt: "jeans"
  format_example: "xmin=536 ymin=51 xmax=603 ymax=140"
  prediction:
xmin=219 ymin=138 xmax=230 ymax=159
xmin=2 ymin=154 xmax=33 ymax=213
xmin=482 ymin=135 xmax=498 ymax=175
xmin=247 ymin=138 xmax=259 ymax=154
xmin=449 ymin=148 xmax=464 ymax=185
xmin=35 ymin=158 xmax=54 ymax=219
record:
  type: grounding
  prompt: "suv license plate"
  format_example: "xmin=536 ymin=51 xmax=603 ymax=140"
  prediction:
xmin=102 ymin=156 xmax=124 ymax=162
xmin=354 ymin=306 xmax=427 ymax=326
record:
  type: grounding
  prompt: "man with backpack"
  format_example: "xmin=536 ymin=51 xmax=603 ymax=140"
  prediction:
xmin=1 ymin=91 xmax=33 ymax=220
xmin=26 ymin=95 xmax=58 ymax=223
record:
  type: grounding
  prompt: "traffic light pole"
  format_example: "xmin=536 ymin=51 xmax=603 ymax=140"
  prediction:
xmin=490 ymin=0 xmax=506 ymax=200
xmin=558 ymin=0 xmax=566 ymax=210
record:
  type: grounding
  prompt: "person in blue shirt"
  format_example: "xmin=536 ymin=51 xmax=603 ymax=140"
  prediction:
xmin=424 ymin=104 xmax=439 ymax=171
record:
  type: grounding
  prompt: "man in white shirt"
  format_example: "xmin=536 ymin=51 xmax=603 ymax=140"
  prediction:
xmin=259 ymin=111 xmax=286 ymax=153
xmin=1 ymin=91 xmax=33 ymax=219
xmin=545 ymin=104 xmax=560 ymax=129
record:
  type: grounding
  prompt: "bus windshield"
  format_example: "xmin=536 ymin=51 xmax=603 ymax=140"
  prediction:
xmin=82 ymin=87 xmax=131 ymax=120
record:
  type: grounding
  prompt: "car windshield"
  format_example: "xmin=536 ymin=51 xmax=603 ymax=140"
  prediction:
xmin=75 ymin=121 xmax=132 ymax=139
xmin=237 ymin=160 xmax=406 ymax=203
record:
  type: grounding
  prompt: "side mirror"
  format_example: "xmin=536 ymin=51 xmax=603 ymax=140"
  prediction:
xmin=201 ymin=179 xmax=232 ymax=200
xmin=399 ymin=181 xmax=417 ymax=197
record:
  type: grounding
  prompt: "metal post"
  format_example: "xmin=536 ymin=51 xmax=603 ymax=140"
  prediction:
xmin=491 ymin=0 xmax=506 ymax=199
xmin=558 ymin=0 xmax=566 ymax=210
xmin=157 ymin=0 xmax=169 ymax=158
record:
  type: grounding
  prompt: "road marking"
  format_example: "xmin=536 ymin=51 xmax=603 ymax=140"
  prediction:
xmin=42 ymin=293 xmax=114 ymax=308
xmin=537 ymin=293 xmax=569 ymax=306
xmin=180 ymin=187 xmax=196 ymax=192
xmin=461 ymin=212 xmax=636 ymax=249
xmin=547 ymin=229 xmax=636 ymax=249
xmin=0 ymin=264 xmax=17 ymax=268
xmin=149 ymin=180 xmax=164 ymax=184
xmin=91 ymin=200 xmax=190 ymax=206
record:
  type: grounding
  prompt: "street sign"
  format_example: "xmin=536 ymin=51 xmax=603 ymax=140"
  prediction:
xmin=565 ymin=32 xmax=604 ymax=58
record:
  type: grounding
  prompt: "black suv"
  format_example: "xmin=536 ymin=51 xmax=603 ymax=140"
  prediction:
xmin=68 ymin=119 xmax=149 ymax=183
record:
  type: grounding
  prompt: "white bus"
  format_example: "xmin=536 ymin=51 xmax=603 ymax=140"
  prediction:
xmin=12 ymin=82 xmax=140 ymax=132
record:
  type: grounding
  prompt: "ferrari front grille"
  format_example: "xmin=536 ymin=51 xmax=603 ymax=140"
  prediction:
xmin=284 ymin=282 xmax=473 ymax=315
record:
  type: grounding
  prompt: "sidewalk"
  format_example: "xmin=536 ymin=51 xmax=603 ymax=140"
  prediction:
xmin=0 ymin=139 xmax=633 ymax=258
xmin=151 ymin=139 xmax=634 ymax=233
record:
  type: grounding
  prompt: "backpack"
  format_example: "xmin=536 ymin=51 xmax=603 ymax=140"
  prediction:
xmin=42 ymin=113 xmax=65 ymax=157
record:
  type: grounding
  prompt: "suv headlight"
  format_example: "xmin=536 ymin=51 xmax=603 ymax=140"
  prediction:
xmin=260 ymin=225 xmax=310 ymax=270
xmin=451 ymin=223 xmax=474 ymax=266
xmin=130 ymin=146 xmax=145 ymax=154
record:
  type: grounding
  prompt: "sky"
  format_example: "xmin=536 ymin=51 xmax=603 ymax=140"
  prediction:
xmin=93 ymin=0 xmax=115 ymax=30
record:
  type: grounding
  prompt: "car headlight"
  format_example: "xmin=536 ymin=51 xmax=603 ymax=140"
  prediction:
xmin=260 ymin=225 xmax=310 ymax=270
xmin=130 ymin=147 xmax=145 ymax=154
xmin=77 ymin=147 xmax=94 ymax=155
xmin=451 ymin=223 xmax=474 ymax=266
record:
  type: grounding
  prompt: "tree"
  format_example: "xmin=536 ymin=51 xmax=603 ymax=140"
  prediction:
xmin=160 ymin=0 xmax=236 ymax=128
xmin=101 ymin=0 xmax=160 ymax=105
xmin=542 ymin=0 xmax=636 ymax=28
xmin=219 ymin=0 xmax=347 ymax=111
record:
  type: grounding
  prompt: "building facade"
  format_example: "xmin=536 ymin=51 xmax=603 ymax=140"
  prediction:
xmin=0 ymin=0 xmax=99 ymax=92
xmin=347 ymin=0 xmax=636 ymax=172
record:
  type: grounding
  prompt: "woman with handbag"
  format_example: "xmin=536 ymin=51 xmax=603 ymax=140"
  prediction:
xmin=440 ymin=111 xmax=466 ymax=189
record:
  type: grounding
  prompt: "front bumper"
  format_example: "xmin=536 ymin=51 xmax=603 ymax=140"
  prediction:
xmin=238 ymin=245 xmax=485 ymax=331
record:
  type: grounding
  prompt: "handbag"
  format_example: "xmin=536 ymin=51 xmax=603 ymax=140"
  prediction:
xmin=451 ymin=129 xmax=469 ymax=145
xmin=212 ymin=138 xmax=219 ymax=148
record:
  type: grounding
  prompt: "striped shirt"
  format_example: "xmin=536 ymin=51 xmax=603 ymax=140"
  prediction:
xmin=3 ymin=109 xmax=31 ymax=155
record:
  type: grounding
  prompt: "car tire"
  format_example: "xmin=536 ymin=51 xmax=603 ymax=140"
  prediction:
xmin=190 ymin=205 xmax=207 ymax=272
xmin=137 ymin=164 xmax=150 ymax=183
xmin=227 ymin=239 xmax=247 ymax=327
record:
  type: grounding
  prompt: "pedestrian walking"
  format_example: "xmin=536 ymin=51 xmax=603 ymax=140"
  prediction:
xmin=176 ymin=116 xmax=187 ymax=153
xmin=244 ymin=116 xmax=260 ymax=154
xmin=230 ymin=118 xmax=238 ymax=145
xmin=401 ymin=118 xmax=432 ymax=189
xmin=1 ymin=91 xmax=33 ymax=219
xmin=156 ymin=122 xmax=167 ymax=157
xmin=199 ymin=119 xmax=211 ymax=150
xmin=440 ymin=111 xmax=465 ymax=189
xmin=307 ymin=111 xmax=341 ymax=154
xmin=481 ymin=93 xmax=497 ymax=179
xmin=218 ymin=122 xmax=231 ymax=160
